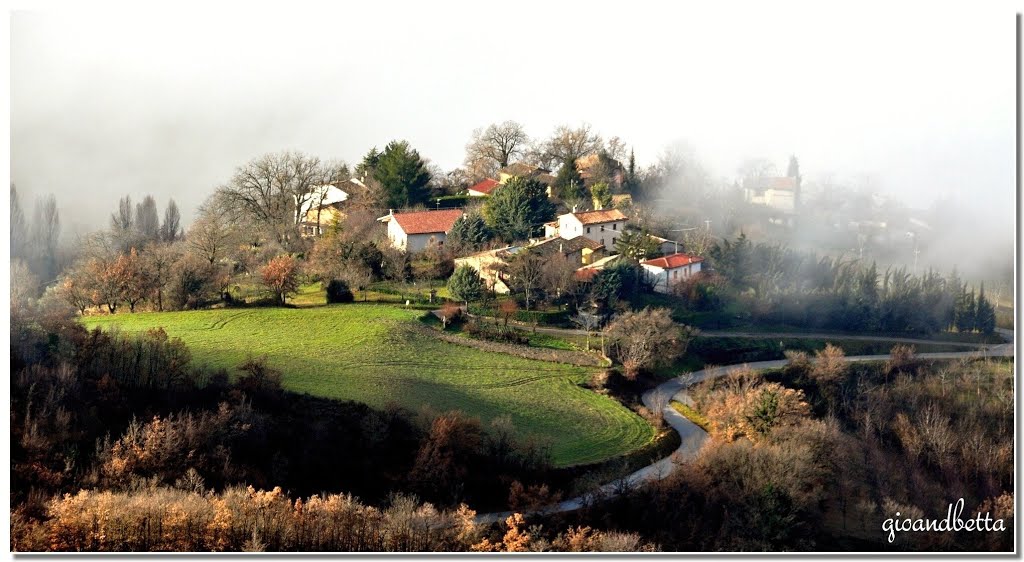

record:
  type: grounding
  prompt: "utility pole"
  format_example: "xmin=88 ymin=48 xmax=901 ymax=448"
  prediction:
xmin=668 ymin=226 xmax=697 ymax=255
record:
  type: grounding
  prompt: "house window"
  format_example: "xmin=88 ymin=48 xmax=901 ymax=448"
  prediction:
xmin=600 ymin=225 xmax=605 ymax=231
xmin=600 ymin=238 xmax=604 ymax=246
xmin=612 ymin=237 xmax=617 ymax=245
xmin=587 ymin=227 xmax=591 ymax=234
xmin=613 ymin=223 xmax=617 ymax=231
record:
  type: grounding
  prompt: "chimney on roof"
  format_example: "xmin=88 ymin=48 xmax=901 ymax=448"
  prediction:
xmin=389 ymin=208 xmax=394 ymax=215
xmin=571 ymin=204 xmax=577 ymax=213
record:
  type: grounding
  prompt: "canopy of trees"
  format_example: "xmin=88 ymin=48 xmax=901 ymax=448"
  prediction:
xmin=216 ymin=151 xmax=347 ymax=244
xmin=483 ymin=176 xmax=556 ymax=243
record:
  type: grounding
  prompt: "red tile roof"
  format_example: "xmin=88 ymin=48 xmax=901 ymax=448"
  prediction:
xmin=529 ymin=235 xmax=604 ymax=255
xmin=468 ymin=178 xmax=500 ymax=195
xmin=641 ymin=252 xmax=704 ymax=269
xmin=391 ymin=209 xmax=464 ymax=235
xmin=569 ymin=209 xmax=628 ymax=225
xmin=575 ymin=268 xmax=600 ymax=282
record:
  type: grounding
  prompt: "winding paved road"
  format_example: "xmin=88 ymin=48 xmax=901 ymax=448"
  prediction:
xmin=475 ymin=328 xmax=1015 ymax=525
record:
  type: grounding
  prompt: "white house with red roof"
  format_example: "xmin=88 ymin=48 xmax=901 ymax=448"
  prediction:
xmin=640 ymin=252 xmax=704 ymax=293
xmin=543 ymin=209 xmax=628 ymax=251
xmin=467 ymin=178 xmax=500 ymax=197
xmin=378 ymin=209 xmax=464 ymax=252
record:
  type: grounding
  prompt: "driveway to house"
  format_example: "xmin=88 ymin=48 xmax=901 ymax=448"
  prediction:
xmin=474 ymin=329 xmax=1014 ymax=525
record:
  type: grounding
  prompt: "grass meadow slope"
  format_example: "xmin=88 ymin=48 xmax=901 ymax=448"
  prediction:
xmin=83 ymin=304 xmax=654 ymax=467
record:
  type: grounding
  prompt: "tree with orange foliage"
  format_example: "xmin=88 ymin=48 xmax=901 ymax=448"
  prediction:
xmin=261 ymin=255 xmax=300 ymax=305
xmin=113 ymin=248 xmax=153 ymax=312
xmin=410 ymin=411 xmax=483 ymax=505
xmin=497 ymin=299 xmax=519 ymax=328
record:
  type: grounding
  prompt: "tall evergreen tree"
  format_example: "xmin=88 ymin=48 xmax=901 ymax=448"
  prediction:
xmin=31 ymin=194 xmax=61 ymax=282
xmin=954 ymin=288 xmax=977 ymax=333
xmin=975 ymin=283 xmax=996 ymax=335
xmin=356 ymin=147 xmax=381 ymax=180
xmin=483 ymin=176 xmax=556 ymax=243
xmin=624 ymin=149 xmax=639 ymax=195
xmin=553 ymin=158 xmax=584 ymax=204
xmin=373 ymin=141 xmax=432 ymax=209
xmin=447 ymin=212 xmax=492 ymax=251
xmin=161 ymin=199 xmax=182 ymax=243
xmin=787 ymin=155 xmax=802 ymax=211
xmin=10 ymin=184 xmax=27 ymax=259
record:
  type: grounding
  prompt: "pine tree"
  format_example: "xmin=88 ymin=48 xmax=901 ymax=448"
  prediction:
xmin=624 ymin=150 xmax=639 ymax=195
xmin=483 ymin=176 xmax=556 ymax=243
xmin=553 ymin=158 xmax=584 ymax=203
xmin=374 ymin=141 xmax=432 ymax=209
xmin=787 ymin=155 xmax=802 ymax=211
xmin=954 ymin=288 xmax=976 ymax=333
xmin=447 ymin=264 xmax=484 ymax=306
xmin=447 ymin=213 xmax=492 ymax=251
xmin=975 ymin=283 xmax=996 ymax=335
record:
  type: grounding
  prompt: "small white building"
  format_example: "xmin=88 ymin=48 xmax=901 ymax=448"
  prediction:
xmin=641 ymin=252 xmax=704 ymax=294
xmin=467 ymin=178 xmax=500 ymax=197
xmin=378 ymin=209 xmax=464 ymax=252
xmin=299 ymin=183 xmax=350 ymax=237
xmin=543 ymin=209 xmax=628 ymax=251
xmin=743 ymin=176 xmax=797 ymax=212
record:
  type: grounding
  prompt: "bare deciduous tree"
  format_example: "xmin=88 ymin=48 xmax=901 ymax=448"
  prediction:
xmin=217 ymin=151 xmax=345 ymax=244
xmin=534 ymin=124 xmax=603 ymax=170
xmin=571 ymin=311 xmax=602 ymax=351
xmin=502 ymin=251 xmax=546 ymax=311
xmin=145 ymin=243 xmax=181 ymax=311
xmin=188 ymin=195 xmax=239 ymax=266
xmin=604 ymin=307 xmax=697 ymax=379
xmin=110 ymin=195 xmax=135 ymax=251
xmin=161 ymin=199 xmax=182 ymax=243
xmin=464 ymin=121 xmax=530 ymax=180
xmin=540 ymin=252 xmax=578 ymax=301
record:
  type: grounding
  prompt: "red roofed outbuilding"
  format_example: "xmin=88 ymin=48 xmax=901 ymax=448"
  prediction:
xmin=467 ymin=178 xmax=500 ymax=197
xmin=640 ymin=252 xmax=704 ymax=293
xmin=378 ymin=209 xmax=464 ymax=252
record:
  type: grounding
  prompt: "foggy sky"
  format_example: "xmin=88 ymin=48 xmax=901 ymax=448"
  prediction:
xmin=10 ymin=1 xmax=1017 ymax=246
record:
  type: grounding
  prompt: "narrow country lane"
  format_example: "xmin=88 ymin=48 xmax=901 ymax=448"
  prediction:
xmin=475 ymin=329 xmax=1014 ymax=525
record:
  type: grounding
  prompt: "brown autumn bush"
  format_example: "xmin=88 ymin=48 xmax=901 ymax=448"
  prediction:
xmin=12 ymin=485 xmax=656 ymax=553
xmin=885 ymin=343 xmax=918 ymax=376
xmin=260 ymin=255 xmax=300 ymax=305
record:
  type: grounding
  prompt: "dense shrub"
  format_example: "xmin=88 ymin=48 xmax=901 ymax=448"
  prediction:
xmin=325 ymin=279 xmax=354 ymax=303
xmin=464 ymin=319 xmax=529 ymax=345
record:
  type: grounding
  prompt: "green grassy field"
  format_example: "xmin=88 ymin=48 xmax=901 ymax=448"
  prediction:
xmin=82 ymin=304 xmax=653 ymax=467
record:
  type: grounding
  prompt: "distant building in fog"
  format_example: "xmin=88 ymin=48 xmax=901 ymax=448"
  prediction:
xmin=743 ymin=176 xmax=798 ymax=212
